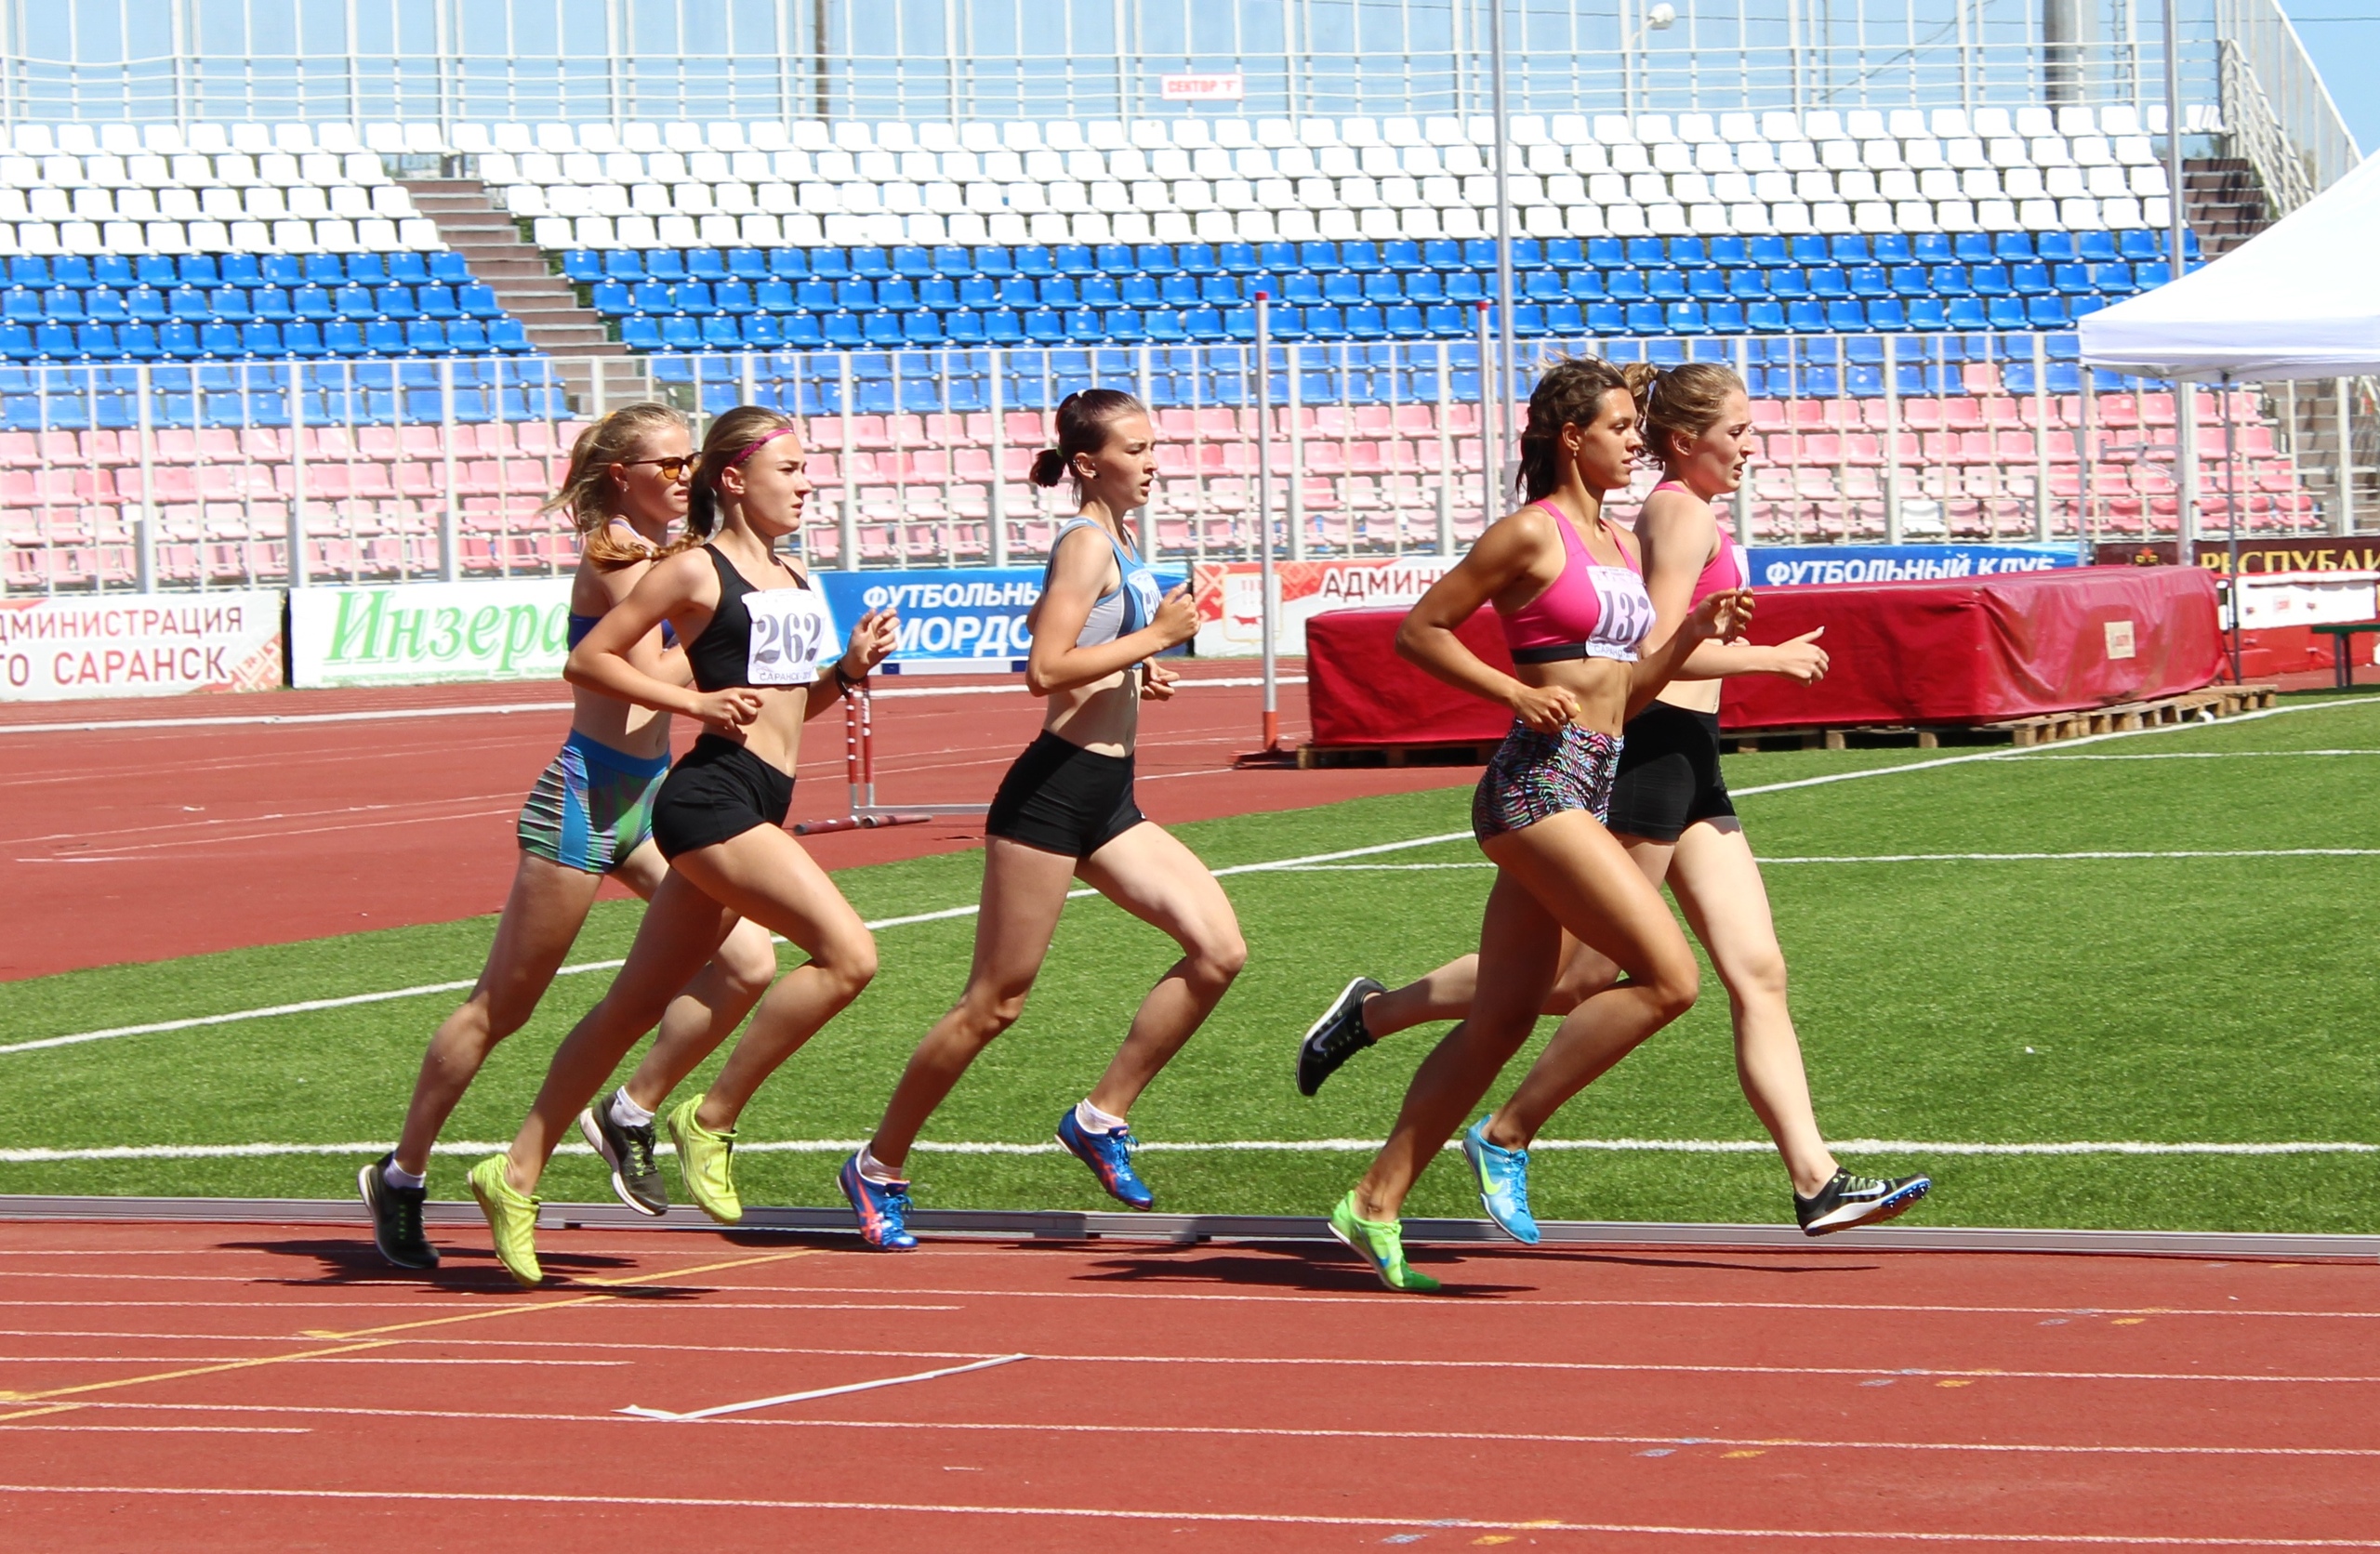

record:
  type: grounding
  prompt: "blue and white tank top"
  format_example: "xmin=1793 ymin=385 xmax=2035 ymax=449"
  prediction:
xmin=1046 ymin=518 xmax=1163 ymax=648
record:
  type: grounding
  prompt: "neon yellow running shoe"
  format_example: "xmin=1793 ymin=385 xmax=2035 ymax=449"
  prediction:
xmin=667 ymin=1095 xmax=742 ymax=1225
xmin=1329 ymin=1189 xmax=1441 ymax=1294
xmin=467 ymin=1154 xmax=542 ymax=1287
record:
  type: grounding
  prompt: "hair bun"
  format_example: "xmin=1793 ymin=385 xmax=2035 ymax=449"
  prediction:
xmin=1028 ymin=448 xmax=1069 ymax=488
xmin=1620 ymin=362 xmax=1661 ymax=399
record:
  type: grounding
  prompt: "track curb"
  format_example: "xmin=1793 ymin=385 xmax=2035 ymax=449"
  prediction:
xmin=2 ymin=1193 xmax=2373 ymax=1261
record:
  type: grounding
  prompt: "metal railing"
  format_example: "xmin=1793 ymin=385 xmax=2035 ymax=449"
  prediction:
xmin=0 ymin=335 xmax=2359 ymax=599
xmin=2214 ymin=0 xmax=2360 ymax=219
xmin=0 ymin=0 xmax=2224 ymax=129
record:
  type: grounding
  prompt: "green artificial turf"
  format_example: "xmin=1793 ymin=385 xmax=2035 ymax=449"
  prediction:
xmin=3 ymin=691 xmax=2374 ymax=1233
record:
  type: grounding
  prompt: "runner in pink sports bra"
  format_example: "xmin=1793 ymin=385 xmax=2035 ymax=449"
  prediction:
xmin=1306 ymin=362 xmax=1929 ymax=1266
xmin=1498 ymin=499 xmax=1658 ymax=664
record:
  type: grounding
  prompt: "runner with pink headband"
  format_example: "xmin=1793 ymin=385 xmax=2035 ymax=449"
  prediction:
xmin=466 ymin=405 xmax=903 ymax=1285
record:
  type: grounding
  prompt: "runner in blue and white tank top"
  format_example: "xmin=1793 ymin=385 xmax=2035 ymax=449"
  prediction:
xmin=840 ymin=388 xmax=1249 ymax=1250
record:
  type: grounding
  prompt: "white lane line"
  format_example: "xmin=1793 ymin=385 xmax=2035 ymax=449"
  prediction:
xmin=0 ymin=1353 xmax=624 ymax=1365
xmin=2 ymin=1482 xmax=2374 ymax=1547
xmin=1726 ymin=694 xmax=2373 ymax=800
xmin=620 ymin=1351 xmax=1029 ymax=1422
xmin=1277 ymin=850 xmax=2380 ymax=870
xmin=7 ymin=1136 xmax=2370 ymax=1165
xmin=2034 ymin=750 xmax=2380 ymax=759
xmin=5 ymin=694 xmax=2366 ymax=1058
xmin=0 ymin=829 xmax=1468 ymax=1055
xmin=0 ymin=676 xmax=1301 ymax=737
xmin=0 ymin=1424 xmax=309 ymax=1434
xmin=52 ymin=1399 xmax=2380 ymax=1459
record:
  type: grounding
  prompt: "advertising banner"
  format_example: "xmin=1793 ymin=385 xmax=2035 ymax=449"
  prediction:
xmin=821 ymin=565 xmax=1184 ymax=674
xmin=0 ymin=592 xmax=283 ymax=701
xmin=2096 ymin=537 xmax=2380 ymax=573
xmin=1191 ymin=555 xmax=1461 ymax=658
xmin=288 ymin=578 xmax=574 ymax=688
xmin=1744 ymin=543 xmax=2079 ymax=587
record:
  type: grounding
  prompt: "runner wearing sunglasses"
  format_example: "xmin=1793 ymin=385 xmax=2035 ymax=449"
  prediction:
xmin=359 ymin=403 xmax=779 ymax=1270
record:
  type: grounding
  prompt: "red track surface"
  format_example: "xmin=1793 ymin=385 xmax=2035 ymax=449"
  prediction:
xmin=2 ymin=1218 xmax=2376 ymax=1550
xmin=0 ymin=667 xmax=1471 ymax=979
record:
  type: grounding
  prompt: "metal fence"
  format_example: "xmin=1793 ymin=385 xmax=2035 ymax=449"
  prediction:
xmin=0 ymin=336 xmax=2361 ymax=597
xmin=0 ymin=0 xmax=2223 ymax=130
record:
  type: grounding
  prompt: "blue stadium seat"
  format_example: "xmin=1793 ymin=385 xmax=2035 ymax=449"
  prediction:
xmin=1664 ymin=302 xmax=1706 ymax=335
xmin=2089 ymin=262 xmax=2137 ymax=296
xmin=1728 ymin=269 xmax=1769 ymax=299
xmin=1992 ymin=232 xmax=2035 ymax=261
xmin=2027 ymin=296 xmax=2069 ymax=326
xmin=2051 ymin=263 xmax=2093 ymax=296
xmin=1807 ymin=267 xmax=1849 ymax=300
xmin=875 ymin=278 xmax=918 ymax=312
xmin=1704 ymin=301 xmax=1745 ymax=332
xmin=1911 ymin=233 xmax=1954 ymax=266
xmin=2035 ymin=232 xmax=2077 ymax=263
xmin=196 ymin=321 xmax=241 ymax=357
xmin=1053 ymin=243 xmax=1097 ymax=277
xmin=1624 ymin=301 xmax=1663 ymax=333
xmin=2118 ymin=230 xmax=2163 ymax=261
xmin=1847 ymin=266 xmax=1888 ymax=298
xmin=1871 ymin=233 xmax=1914 ymax=265
xmin=1039 ymin=275 xmax=1078 ymax=307
xmin=1669 ymin=237 xmax=1711 ymax=270
xmin=1080 ymin=273 xmax=1119 ymax=307
xmin=374 ymin=284 xmax=419 ymax=320
xmin=1969 ymin=263 xmax=2012 ymax=296
xmin=1785 ymin=299 xmax=1826 ymax=333
xmin=212 ymin=288 xmax=255 ymax=323
xmin=1829 ymin=235 xmax=1871 ymax=265
xmin=1014 ymin=245 xmax=1056 ymax=279
xmin=561 ymin=249 xmax=604 ymax=283
xmin=1647 ymin=270 xmax=1687 ymax=302
xmin=1567 ymin=270 xmax=1606 ymax=301
xmin=404 ymin=319 xmax=448 ymax=354
xmin=1866 ymin=299 xmax=1908 ymax=331
xmin=321 ymin=320 xmax=364 ymax=355
xmin=602 ymin=250 xmax=644 ymax=282
xmin=361 ymin=318 xmax=403 ymax=353
xmin=416 ymin=284 xmax=459 ymax=320
xmin=1766 ymin=267 xmax=1807 ymax=299
xmin=2076 ymin=231 xmax=2119 ymax=264
xmin=136 ymin=255 xmax=179 ymax=288
xmin=1986 ymin=296 xmax=2028 ymax=329
xmin=42 ymin=285 xmax=83 ymax=323
xmin=252 ymin=287 xmax=294 ymax=323
xmin=1746 ymin=234 xmax=1789 ymax=268
xmin=2134 ymin=259 xmax=2172 ymax=287
xmin=842 ymin=246 xmax=888 ymax=281
xmin=241 ymin=321 xmax=282 ymax=355
xmin=458 ymin=283 xmax=501 ymax=319
xmin=1405 ymin=271 xmax=1444 ymax=303
xmin=1906 ymin=298 xmax=1949 ymax=331
xmin=1143 ymin=308 xmax=1185 ymax=343
xmin=1606 ymin=270 xmax=1647 ymax=303
xmin=1823 ymin=299 xmax=1865 ymax=331
xmin=779 ymin=313 xmax=824 ymax=348
xmin=385 ymin=253 xmax=428 ymax=285
xmin=165 ymin=284 xmax=209 ymax=321
xmin=1686 ymin=270 xmax=1727 ymax=301
xmin=1789 ymin=234 xmax=1829 ymax=266
xmin=86 ymin=288 xmax=128 ymax=323
xmin=1887 ymin=265 xmax=1928 ymax=298
xmin=7 ymin=258 xmax=46 ymax=290
xmin=2010 ymin=262 xmax=2052 ymax=296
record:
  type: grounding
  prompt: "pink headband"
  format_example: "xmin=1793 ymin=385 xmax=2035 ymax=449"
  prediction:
xmin=724 ymin=426 xmax=800 ymax=468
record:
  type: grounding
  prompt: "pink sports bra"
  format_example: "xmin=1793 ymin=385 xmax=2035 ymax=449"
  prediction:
xmin=1646 ymin=481 xmax=1748 ymax=606
xmin=1498 ymin=500 xmax=1657 ymax=665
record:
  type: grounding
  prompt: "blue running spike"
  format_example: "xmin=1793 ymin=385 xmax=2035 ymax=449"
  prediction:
xmin=1462 ymin=1115 xmax=1540 ymax=1245
xmin=1056 ymin=1108 xmax=1154 ymax=1210
xmin=838 ymin=1152 xmax=919 ymax=1250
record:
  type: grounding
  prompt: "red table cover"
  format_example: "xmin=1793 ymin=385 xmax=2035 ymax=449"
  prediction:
xmin=1302 ymin=565 xmax=2222 ymax=745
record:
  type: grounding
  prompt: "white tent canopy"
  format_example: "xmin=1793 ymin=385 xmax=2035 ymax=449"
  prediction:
xmin=2079 ymin=151 xmax=2380 ymax=380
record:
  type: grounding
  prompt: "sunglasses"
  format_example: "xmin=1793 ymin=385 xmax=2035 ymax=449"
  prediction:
xmin=619 ymin=455 xmax=694 ymax=481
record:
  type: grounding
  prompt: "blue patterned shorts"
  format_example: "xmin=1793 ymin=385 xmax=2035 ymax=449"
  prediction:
xmin=1472 ymin=721 xmax=1625 ymax=843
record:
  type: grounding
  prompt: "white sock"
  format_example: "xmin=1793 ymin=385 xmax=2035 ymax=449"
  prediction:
xmin=382 ymin=1160 xmax=426 ymax=1192
xmin=855 ymin=1144 xmax=905 ymax=1185
xmin=609 ymin=1089 xmax=655 ymax=1128
xmin=1075 ymin=1099 xmax=1128 ymax=1135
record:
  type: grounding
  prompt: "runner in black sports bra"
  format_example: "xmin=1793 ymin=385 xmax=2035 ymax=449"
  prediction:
xmin=647 ymin=542 xmax=838 ymax=858
xmin=465 ymin=408 xmax=898 ymax=1289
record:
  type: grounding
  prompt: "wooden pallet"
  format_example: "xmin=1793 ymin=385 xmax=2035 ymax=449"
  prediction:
xmin=1296 ymin=738 xmax=1501 ymax=770
xmin=1726 ymin=684 xmax=2280 ymax=753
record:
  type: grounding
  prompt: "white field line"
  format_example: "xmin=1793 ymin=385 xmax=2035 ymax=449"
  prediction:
xmin=0 ymin=676 xmax=1300 ymax=737
xmin=620 ymin=1352 xmax=1028 ymax=1422
xmin=1281 ymin=849 xmax=2380 ymax=870
xmin=4 ymin=693 xmax=2367 ymax=1060
xmin=2034 ymin=750 xmax=2380 ymax=759
xmin=4 ymin=1482 xmax=2378 ymax=1547
xmin=5 ymin=1137 xmax=2370 ymax=1166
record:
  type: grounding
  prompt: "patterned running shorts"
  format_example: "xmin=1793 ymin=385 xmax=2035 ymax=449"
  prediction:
xmin=1471 ymin=720 xmax=1625 ymax=843
xmin=517 ymin=730 xmax=671 ymax=875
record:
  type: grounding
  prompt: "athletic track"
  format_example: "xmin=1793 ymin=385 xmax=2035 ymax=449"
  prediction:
xmin=1 ymin=1218 xmax=2374 ymax=1550
xmin=0 ymin=666 xmax=1470 ymax=978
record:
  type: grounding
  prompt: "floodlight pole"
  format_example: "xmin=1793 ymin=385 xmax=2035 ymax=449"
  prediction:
xmin=1255 ymin=291 xmax=1279 ymax=752
xmin=2221 ymin=370 xmax=2244 ymax=684
xmin=2162 ymin=0 xmax=2197 ymax=557
xmin=1488 ymin=0 xmax=1518 ymax=494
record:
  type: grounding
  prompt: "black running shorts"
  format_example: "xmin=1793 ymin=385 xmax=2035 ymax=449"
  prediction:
xmin=984 ymin=731 xmax=1146 ymax=858
xmin=649 ymin=733 xmax=795 ymax=860
xmin=1604 ymin=701 xmax=1737 ymax=844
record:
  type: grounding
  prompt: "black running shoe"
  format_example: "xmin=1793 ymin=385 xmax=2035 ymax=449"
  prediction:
xmin=359 ymin=1152 xmax=440 ymax=1270
xmin=1795 ymin=1168 xmax=1932 ymax=1236
xmin=578 ymin=1090 xmax=668 ymax=1216
xmin=1298 ymin=976 xmax=1384 ymax=1097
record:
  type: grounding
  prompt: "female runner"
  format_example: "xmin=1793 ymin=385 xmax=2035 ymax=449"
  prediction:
xmin=838 ymin=388 xmax=1244 ymax=1250
xmin=466 ymin=404 xmax=898 ymax=1286
xmin=360 ymin=403 xmax=777 ymax=1271
xmin=1327 ymin=357 xmax=1754 ymax=1293
xmin=1300 ymin=363 xmax=1928 ymax=1238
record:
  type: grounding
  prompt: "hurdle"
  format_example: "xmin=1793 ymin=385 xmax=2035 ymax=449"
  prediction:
xmin=792 ymin=682 xmax=990 ymax=836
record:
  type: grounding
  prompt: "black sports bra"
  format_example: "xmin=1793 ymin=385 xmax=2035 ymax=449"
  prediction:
xmin=684 ymin=543 xmax=835 ymax=692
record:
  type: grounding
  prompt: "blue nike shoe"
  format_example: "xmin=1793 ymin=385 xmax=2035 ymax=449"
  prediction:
xmin=1056 ymin=1108 xmax=1155 ymax=1210
xmin=838 ymin=1152 xmax=919 ymax=1250
xmin=1462 ymin=1114 xmax=1541 ymax=1245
